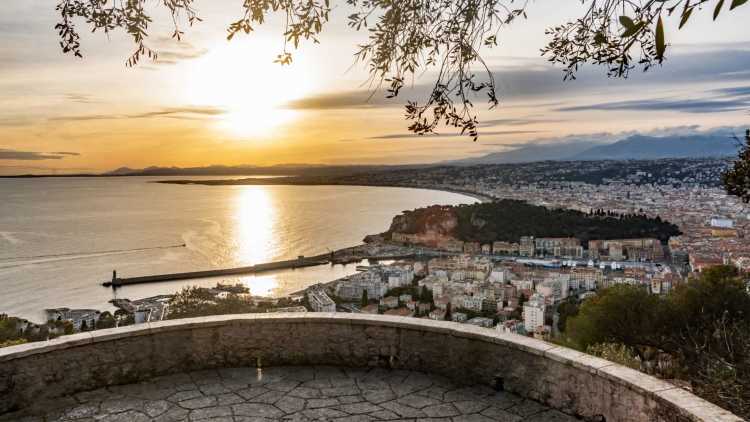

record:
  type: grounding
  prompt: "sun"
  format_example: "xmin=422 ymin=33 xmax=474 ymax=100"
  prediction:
xmin=186 ymin=39 xmax=313 ymax=138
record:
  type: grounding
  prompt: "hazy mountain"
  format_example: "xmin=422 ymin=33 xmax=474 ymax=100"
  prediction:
xmin=447 ymin=141 xmax=600 ymax=165
xmin=102 ymin=163 xmax=428 ymax=177
xmin=571 ymin=134 xmax=741 ymax=160
xmin=448 ymin=132 xmax=742 ymax=165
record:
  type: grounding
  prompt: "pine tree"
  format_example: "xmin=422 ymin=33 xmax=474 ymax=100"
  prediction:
xmin=360 ymin=289 xmax=369 ymax=308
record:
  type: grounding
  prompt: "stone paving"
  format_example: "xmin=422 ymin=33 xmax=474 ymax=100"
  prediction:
xmin=2 ymin=366 xmax=581 ymax=422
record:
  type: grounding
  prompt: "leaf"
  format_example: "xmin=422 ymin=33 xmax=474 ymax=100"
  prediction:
xmin=730 ymin=0 xmax=748 ymax=9
xmin=679 ymin=7 xmax=693 ymax=29
xmin=655 ymin=16 xmax=666 ymax=60
xmin=621 ymin=22 xmax=644 ymax=38
xmin=619 ymin=16 xmax=636 ymax=29
xmin=714 ymin=0 xmax=725 ymax=20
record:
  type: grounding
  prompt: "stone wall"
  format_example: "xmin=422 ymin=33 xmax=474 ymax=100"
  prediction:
xmin=0 ymin=314 xmax=741 ymax=421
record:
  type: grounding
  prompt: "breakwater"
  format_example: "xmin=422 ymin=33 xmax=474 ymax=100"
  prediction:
xmin=102 ymin=253 xmax=331 ymax=287
xmin=102 ymin=252 xmax=420 ymax=287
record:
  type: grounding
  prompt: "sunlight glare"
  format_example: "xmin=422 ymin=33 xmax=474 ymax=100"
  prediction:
xmin=234 ymin=186 xmax=275 ymax=265
xmin=187 ymin=39 xmax=313 ymax=139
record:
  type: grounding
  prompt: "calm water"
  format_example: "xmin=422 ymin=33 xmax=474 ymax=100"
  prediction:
xmin=0 ymin=177 xmax=475 ymax=320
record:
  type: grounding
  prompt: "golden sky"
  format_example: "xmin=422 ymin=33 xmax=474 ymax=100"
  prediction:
xmin=1 ymin=1 xmax=750 ymax=174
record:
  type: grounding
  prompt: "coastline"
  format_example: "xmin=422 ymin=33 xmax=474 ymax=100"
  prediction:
xmin=156 ymin=178 xmax=495 ymax=203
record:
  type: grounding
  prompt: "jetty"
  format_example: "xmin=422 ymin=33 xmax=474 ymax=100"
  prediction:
xmin=102 ymin=251 xmax=423 ymax=288
xmin=103 ymin=253 xmax=332 ymax=288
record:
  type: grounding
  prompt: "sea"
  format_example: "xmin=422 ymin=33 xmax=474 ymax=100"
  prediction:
xmin=0 ymin=176 xmax=476 ymax=321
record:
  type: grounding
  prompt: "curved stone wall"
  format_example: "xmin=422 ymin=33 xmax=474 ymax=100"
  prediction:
xmin=0 ymin=314 xmax=741 ymax=421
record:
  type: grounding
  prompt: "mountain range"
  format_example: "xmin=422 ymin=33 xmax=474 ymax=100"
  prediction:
xmin=450 ymin=133 xmax=742 ymax=165
xmin=59 ymin=132 xmax=746 ymax=177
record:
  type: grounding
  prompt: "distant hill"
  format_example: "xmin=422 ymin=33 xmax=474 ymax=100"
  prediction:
xmin=571 ymin=134 xmax=741 ymax=161
xmin=449 ymin=133 xmax=741 ymax=165
xmin=447 ymin=141 xmax=599 ymax=165
xmin=103 ymin=164 xmax=427 ymax=177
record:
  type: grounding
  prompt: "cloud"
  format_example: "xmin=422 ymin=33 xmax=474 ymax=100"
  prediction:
xmin=714 ymin=85 xmax=750 ymax=97
xmin=154 ymin=49 xmax=209 ymax=65
xmin=63 ymin=94 xmax=98 ymax=104
xmin=557 ymin=82 xmax=750 ymax=113
xmin=287 ymin=45 xmax=750 ymax=112
xmin=477 ymin=117 xmax=564 ymax=127
xmin=286 ymin=91 xmax=398 ymax=110
xmin=0 ymin=149 xmax=80 ymax=161
xmin=0 ymin=116 xmax=35 ymax=127
xmin=129 ymin=107 xmax=225 ymax=119
xmin=149 ymin=37 xmax=208 ymax=66
xmin=49 ymin=106 xmax=226 ymax=122
xmin=368 ymin=130 xmax=542 ymax=140
xmin=557 ymin=97 xmax=750 ymax=113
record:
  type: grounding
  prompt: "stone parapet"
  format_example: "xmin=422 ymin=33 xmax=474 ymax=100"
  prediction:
xmin=0 ymin=313 xmax=741 ymax=421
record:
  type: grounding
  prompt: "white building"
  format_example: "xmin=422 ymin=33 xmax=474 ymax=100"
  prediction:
xmin=466 ymin=317 xmax=495 ymax=328
xmin=709 ymin=216 xmax=734 ymax=228
xmin=536 ymin=274 xmax=570 ymax=302
xmin=385 ymin=266 xmax=414 ymax=289
xmin=335 ymin=271 xmax=388 ymax=301
xmin=308 ymin=287 xmax=336 ymax=313
xmin=489 ymin=269 xmax=509 ymax=283
xmin=511 ymin=279 xmax=534 ymax=291
xmin=463 ymin=295 xmax=484 ymax=312
xmin=44 ymin=308 xmax=100 ymax=331
xmin=452 ymin=312 xmax=468 ymax=323
xmin=522 ymin=294 xmax=547 ymax=333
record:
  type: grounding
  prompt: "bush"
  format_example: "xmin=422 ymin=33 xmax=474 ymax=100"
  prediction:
xmin=565 ymin=266 xmax=750 ymax=418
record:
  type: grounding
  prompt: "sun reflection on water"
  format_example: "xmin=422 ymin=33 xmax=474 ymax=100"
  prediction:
xmin=234 ymin=187 xmax=278 ymax=295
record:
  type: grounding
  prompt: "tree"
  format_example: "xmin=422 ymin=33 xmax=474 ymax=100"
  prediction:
xmin=420 ymin=286 xmax=434 ymax=305
xmin=96 ymin=311 xmax=116 ymax=329
xmin=555 ymin=297 xmax=579 ymax=334
xmin=723 ymin=129 xmax=750 ymax=203
xmin=566 ymin=284 xmax=666 ymax=360
xmin=565 ymin=266 xmax=750 ymax=419
xmin=360 ymin=289 xmax=369 ymax=308
xmin=79 ymin=320 xmax=88 ymax=332
xmin=444 ymin=302 xmax=452 ymax=321
xmin=52 ymin=0 xmax=748 ymax=142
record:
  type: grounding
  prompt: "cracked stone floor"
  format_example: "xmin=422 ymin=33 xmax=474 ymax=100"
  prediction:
xmin=1 ymin=366 xmax=581 ymax=422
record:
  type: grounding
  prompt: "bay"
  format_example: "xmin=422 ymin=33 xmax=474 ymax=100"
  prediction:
xmin=0 ymin=176 xmax=475 ymax=320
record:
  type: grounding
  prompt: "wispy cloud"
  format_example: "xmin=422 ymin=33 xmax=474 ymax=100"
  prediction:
xmin=0 ymin=116 xmax=35 ymax=127
xmin=150 ymin=37 xmax=208 ymax=66
xmin=286 ymin=91 xmax=398 ymax=110
xmin=0 ymin=149 xmax=80 ymax=161
xmin=558 ymin=97 xmax=750 ymax=113
xmin=49 ymin=106 xmax=226 ymax=122
xmin=63 ymin=93 xmax=98 ymax=104
xmin=477 ymin=117 xmax=564 ymax=127
xmin=288 ymin=45 xmax=750 ymax=112
xmin=557 ymin=83 xmax=750 ymax=113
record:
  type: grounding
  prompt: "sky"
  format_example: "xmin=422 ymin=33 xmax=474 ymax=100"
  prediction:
xmin=1 ymin=0 xmax=749 ymax=174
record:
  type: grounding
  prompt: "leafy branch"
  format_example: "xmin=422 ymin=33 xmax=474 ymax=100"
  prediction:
xmin=53 ymin=0 xmax=748 ymax=140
